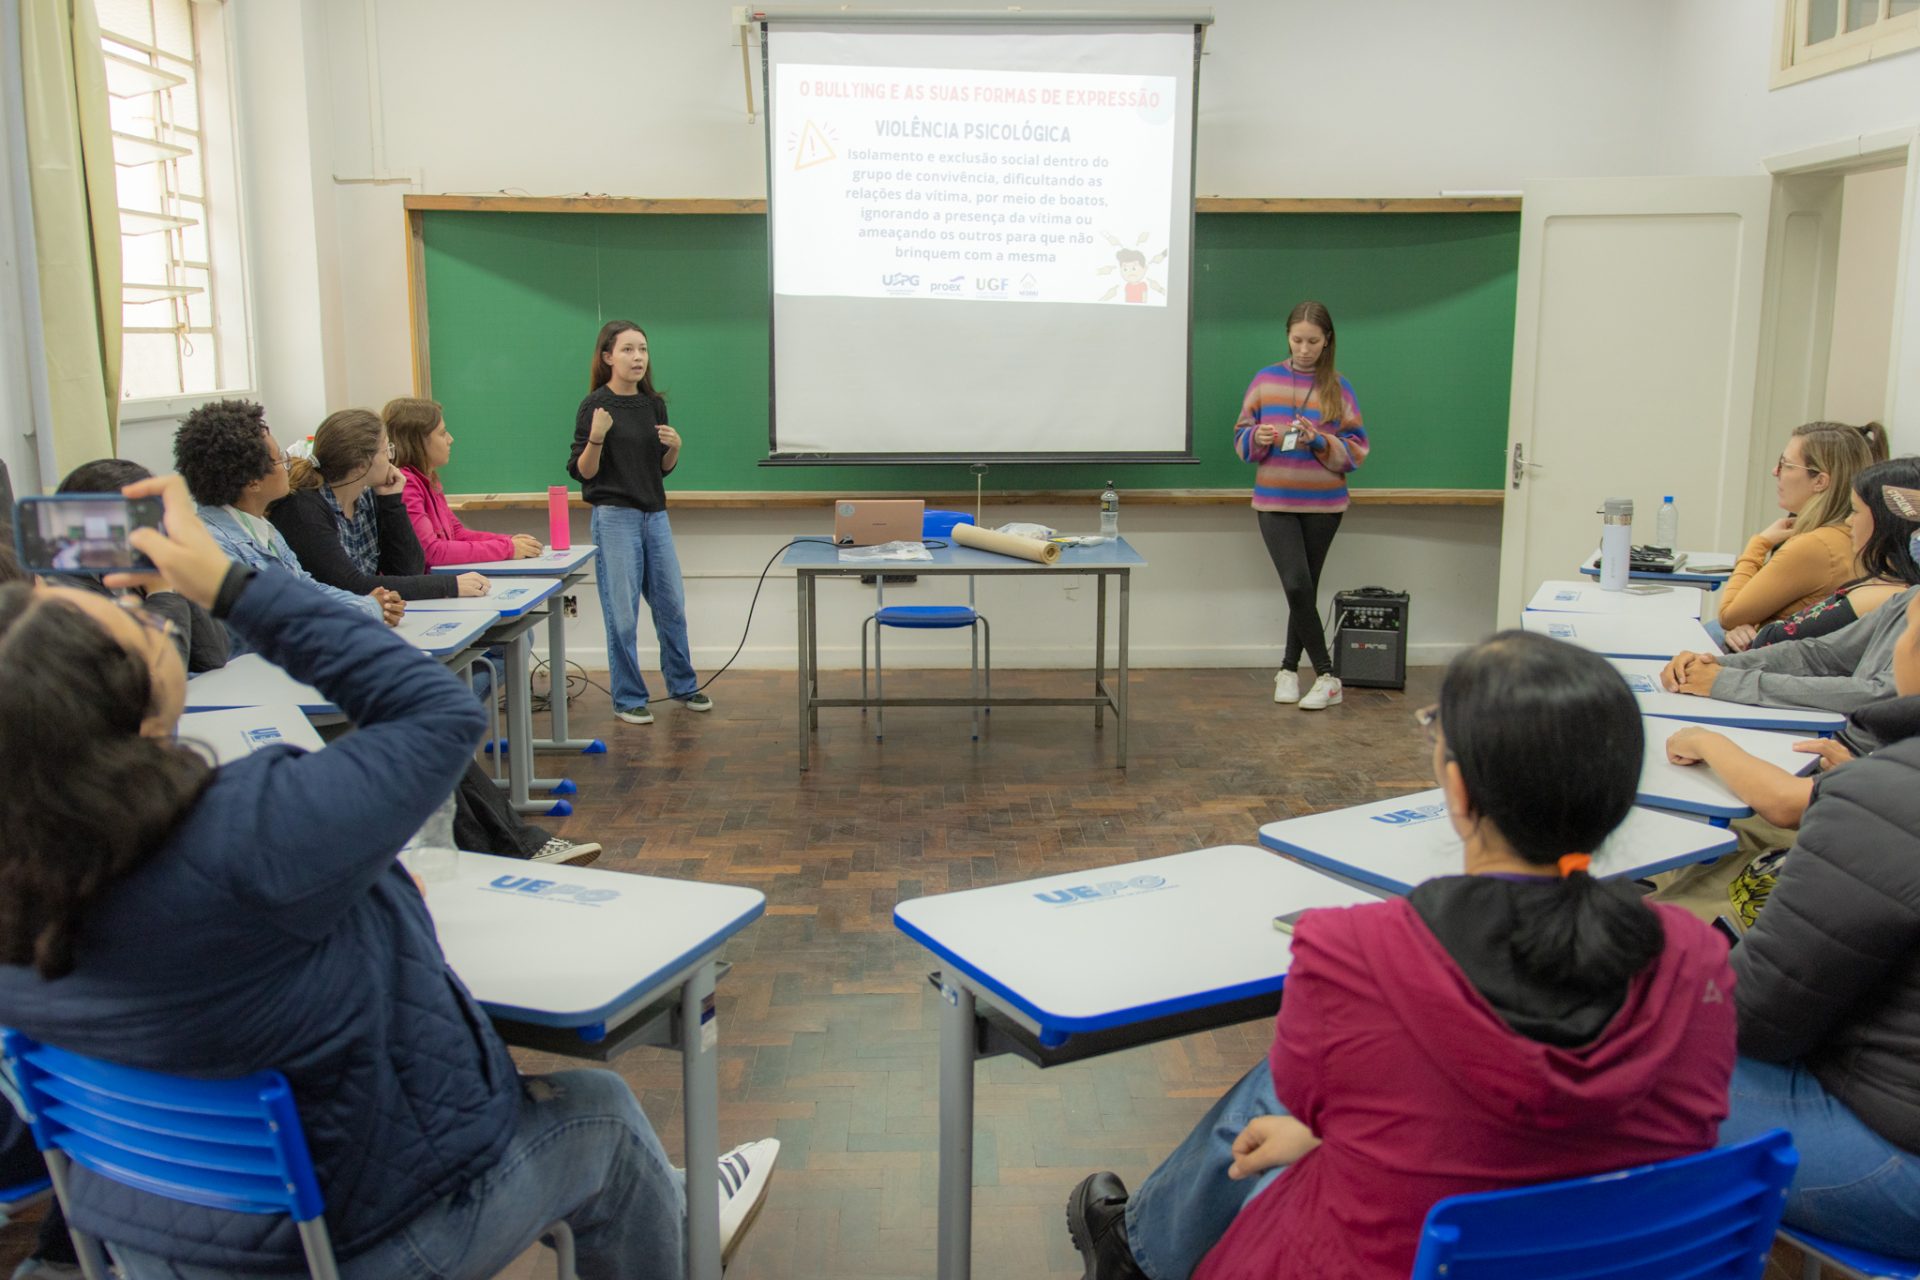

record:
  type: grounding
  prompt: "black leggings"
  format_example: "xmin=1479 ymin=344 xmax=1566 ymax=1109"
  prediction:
xmin=1257 ymin=510 xmax=1343 ymax=676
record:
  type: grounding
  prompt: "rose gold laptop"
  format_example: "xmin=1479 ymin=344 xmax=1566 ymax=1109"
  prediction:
xmin=832 ymin=499 xmax=925 ymax=546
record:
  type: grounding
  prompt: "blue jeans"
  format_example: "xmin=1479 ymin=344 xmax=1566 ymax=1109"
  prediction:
xmin=591 ymin=506 xmax=696 ymax=710
xmin=1126 ymin=1058 xmax=1288 ymax=1280
xmin=110 ymin=1070 xmax=686 ymax=1280
xmin=1719 ymin=1056 xmax=1920 ymax=1257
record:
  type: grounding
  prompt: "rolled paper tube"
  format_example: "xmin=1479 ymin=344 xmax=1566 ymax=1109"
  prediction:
xmin=547 ymin=486 xmax=571 ymax=551
xmin=951 ymin=521 xmax=1061 ymax=564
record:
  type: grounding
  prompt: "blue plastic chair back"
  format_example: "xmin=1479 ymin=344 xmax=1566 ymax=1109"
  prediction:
xmin=922 ymin=509 xmax=974 ymax=539
xmin=1780 ymin=1228 xmax=1920 ymax=1279
xmin=1409 ymin=1129 xmax=1796 ymax=1280
xmin=2 ymin=1030 xmax=325 ymax=1223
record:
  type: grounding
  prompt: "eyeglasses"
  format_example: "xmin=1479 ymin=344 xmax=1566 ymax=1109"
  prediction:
xmin=1774 ymin=455 xmax=1822 ymax=476
xmin=115 ymin=594 xmax=179 ymax=642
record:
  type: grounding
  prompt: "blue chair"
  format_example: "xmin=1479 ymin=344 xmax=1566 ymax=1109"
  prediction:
xmin=1409 ymin=1129 xmax=1797 ymax=1279
xmin=862 ymin=509 xmax=991 ymax=742
xmin=1779 ymin=1228 xmax=1920 ymax=1279
xmin=2 ymin=1030 xmax=576 ymax=1280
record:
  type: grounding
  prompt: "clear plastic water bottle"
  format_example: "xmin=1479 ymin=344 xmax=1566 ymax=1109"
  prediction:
xmin=1655 ymin=495 xmax=1678 ymax=550
xmin=1100 ymin=480 xmax=1119 ymax=537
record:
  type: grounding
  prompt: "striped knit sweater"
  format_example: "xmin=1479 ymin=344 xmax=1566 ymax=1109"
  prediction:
xmin=1232 ymin=362 xmax=1370 ymax=512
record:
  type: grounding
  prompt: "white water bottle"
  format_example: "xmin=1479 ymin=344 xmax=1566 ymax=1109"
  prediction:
xmin=1100 ymin=480 xmax=1119 ymax=537
xmin=1599 ymin=498 xmax=1634 ymax=591
xmin=1655 ymin=495 xmax=1678 ymax=550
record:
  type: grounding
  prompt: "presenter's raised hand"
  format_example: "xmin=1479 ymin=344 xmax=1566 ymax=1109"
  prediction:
xmin=456 ymin=573 xmax=492 ymax=598
xmin=656 ymin=425 xmax=682 ymax=451
xmin=511 ymin=533 xmax=545 ymax=559
xmin=103 ymin=474 xmax=232 ymax=609
xmin=1253 ymin=423 xmax=1280 ymax=447
xmin=588 ymin=408 xmax=613 ymax=444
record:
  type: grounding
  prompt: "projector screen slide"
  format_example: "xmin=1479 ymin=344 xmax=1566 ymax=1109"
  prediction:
xmin=763 ymin=20 xmax=1202 ymax=463
xmin=774 ymin=64 xmax=1176 ymax=307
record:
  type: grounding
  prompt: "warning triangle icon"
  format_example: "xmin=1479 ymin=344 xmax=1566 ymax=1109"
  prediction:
xmin=794 ymin=121 xmax=836 ymax=171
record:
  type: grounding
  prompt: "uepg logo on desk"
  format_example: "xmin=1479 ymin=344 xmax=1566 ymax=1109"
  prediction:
xmin=1032 ymin=875 xmax=1168 ymax=908
xmin=1370 ymin=803 xmax=1448 ymax=827
xmin=484 ymin=875 xmax=620 ymax=907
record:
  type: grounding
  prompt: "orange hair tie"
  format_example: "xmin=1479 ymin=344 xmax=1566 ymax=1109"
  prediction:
xmin=1558 ymin=853 xmax=1593 ymax=877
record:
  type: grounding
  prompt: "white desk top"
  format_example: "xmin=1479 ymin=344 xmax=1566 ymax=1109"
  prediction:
xmin=894 ymin=846 xmax=1380 ymax=1043
xmin=430 ymin=544 xmax=597 ymax=576
xmin=184 ymin=654 xmax=337 ymax=715
xmin=1527 ymin=579 xmax=1704 ymax=620
xmin=1637 ymin=714 xmax=1813 ymax=820
xmin=1522 ymin=611 xmax=1722 ymax=660
xmin=406 ymin=577 xmax=562 ymax=619
xmin=425 ymin=852 xmax=765 ymax=1035
xmin=177 ymin=703 xmax=325 ymax=764
xmin=1258 ymin=790 xmax=1736 ymax=896
xmin=783 ymin=535 xmax=1146 ymax=572
xmin=1608 ymin=658 xmax=1845 ymax=733
xmin=1579 ymin=551 xmax=1735 ymax=586
xmin=395 ymin=608 xmax=499 ymax=657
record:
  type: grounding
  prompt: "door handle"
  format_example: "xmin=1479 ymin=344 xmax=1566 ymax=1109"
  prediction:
xmin=1510 ymin=442 xmax=1545 ymax=489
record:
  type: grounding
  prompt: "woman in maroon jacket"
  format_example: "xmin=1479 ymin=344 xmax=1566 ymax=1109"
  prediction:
xmin=1068 ymin=632 xmax=1739 ymax=1280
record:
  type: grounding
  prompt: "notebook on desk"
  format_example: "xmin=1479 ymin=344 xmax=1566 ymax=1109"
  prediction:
xmin=833 ymin=499 xmax=923 ymax=546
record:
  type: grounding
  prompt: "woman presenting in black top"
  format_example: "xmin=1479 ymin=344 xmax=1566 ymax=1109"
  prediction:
xmin=569 ymin=321 xmax=709 ymax=725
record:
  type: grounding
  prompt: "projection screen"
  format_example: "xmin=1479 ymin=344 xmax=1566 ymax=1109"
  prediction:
xmin=760 ymin=10 xmax=1208 ymax=464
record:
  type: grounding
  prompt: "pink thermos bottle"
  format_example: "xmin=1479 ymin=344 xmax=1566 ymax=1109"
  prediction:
xmin=547 ymin=486 xmax=571 ymax=551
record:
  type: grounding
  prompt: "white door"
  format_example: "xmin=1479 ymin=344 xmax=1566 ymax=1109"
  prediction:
xmin=1497 ymin=178 xmax=1774 ymax=626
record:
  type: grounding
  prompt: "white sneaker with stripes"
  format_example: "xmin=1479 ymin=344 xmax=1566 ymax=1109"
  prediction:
xmin=718 ymin=1137 xmax=780 ymax=1262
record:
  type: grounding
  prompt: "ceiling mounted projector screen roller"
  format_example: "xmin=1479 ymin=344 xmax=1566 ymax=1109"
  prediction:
xmin=760 ymin=8 xmax=1209 ymax=464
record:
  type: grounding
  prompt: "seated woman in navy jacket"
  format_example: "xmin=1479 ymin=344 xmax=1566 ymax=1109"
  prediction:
xmin=0 ymin=477 xmax=774 ymax=1279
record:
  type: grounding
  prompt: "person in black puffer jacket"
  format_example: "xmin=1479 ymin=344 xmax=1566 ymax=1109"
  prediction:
xmin=1717 ymin=590 xmax=1920 ymax=1258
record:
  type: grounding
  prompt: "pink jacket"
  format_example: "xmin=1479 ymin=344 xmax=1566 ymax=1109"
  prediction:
xmin=400 ymin=467 xmax=514 ymax=566
xmin=1193 ymin=898 xmax=1736 ymax=1280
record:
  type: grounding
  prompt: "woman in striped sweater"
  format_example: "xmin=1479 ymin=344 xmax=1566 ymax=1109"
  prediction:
xmin=1233 ymin=301 xmax=1370 ymax=710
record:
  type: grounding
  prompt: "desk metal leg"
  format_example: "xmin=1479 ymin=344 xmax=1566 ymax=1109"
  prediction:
xmin=502 ymin=634 xmax=564 ymax=815
xmin=1094 ymin=574 xmax=1108 ymax=730
xmin=532 ymin=573 xmax=603 ymax=755
xmin=937 ymin=978 xmax=976 ymax=1280
xmin=1117 ymin=571 xmax=1130 ymax=769
xmin=806 ymin=575 xmax=820 ymax=732
xmin=796 ymin=573 xmax=811 ymax=771
xmin=681 ymin=961 xmax=722 ymax=1280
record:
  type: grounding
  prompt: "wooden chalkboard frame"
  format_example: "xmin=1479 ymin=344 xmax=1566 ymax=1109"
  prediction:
xmin=402 ymin=194 xmax=1519 ymax=508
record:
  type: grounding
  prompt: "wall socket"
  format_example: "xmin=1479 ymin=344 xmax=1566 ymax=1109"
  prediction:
xmin=563 ymin=594 xmax=579 ymax=618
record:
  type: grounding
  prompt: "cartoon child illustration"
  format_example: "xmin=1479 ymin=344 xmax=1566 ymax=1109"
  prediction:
xmin=1097 ymin=234 xmax=1168 ymax=303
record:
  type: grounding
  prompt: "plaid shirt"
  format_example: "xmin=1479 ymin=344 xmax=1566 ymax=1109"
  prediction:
xmin=321 ymin=486 xmax=381 ymax=574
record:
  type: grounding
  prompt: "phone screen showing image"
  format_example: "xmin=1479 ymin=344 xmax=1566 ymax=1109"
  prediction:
xmin=12 ymin=495 xmax=163 ymax=575
xmin=1272 ymin=909 xmax=1310 ymax=935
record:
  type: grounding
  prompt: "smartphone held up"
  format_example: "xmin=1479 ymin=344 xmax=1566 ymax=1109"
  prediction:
xmin=12 ymin=494 xmax=165 ymax=574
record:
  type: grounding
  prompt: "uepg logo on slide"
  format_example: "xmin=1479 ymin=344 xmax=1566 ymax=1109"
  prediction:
xmin=1370 ymin=803 xmax=1448 ymax=827
xmin=1033 ymin=874 xmax=1168 ymax=907
xmin=880 ymin=271 xmax=919 ymax=295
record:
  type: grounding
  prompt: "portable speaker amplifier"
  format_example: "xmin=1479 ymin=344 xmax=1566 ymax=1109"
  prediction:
xmin=1332 ymin=588 xmax=1409 ymax=690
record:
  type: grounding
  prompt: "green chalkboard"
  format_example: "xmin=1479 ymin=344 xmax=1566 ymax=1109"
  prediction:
xmin=419 ymin=209 xmax=1518 ymax=495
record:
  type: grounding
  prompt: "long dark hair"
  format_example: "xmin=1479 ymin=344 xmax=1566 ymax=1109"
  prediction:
xmin=1285 ymin=300 xmax=1345 ymax=428
xmin=1851 ymin=457 xmax=1920 ymax=586
xmin=0 ymin=586 xmax=213 ymax=978
xmin=1438 ymin=631 xmax=1665 ymax=995
xmin=588 ymin=320 xmax=662 ymax=401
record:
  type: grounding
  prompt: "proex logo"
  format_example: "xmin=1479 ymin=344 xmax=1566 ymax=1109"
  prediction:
xmin=1032 ymin=874 xmax=1168 ymax=907
xmin=483 ymin=875 xmax=620 ymax=906
xmin=1369 ymin=803 xmax=1448 ymax=827
xmin=929 ymin=274 xmax=964 ymax=294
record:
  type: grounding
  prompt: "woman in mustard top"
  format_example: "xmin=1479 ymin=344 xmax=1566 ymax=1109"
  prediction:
xmin=1712 ymin=421 xmax=1887 ymax=646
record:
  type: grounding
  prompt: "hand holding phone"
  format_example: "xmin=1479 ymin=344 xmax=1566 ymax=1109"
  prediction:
xmin=13 ymin=493 xmax=164 ymax=575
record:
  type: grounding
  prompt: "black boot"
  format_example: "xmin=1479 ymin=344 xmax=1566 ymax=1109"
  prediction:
xmin=1066 ymin=1172 xmax=1149 ymax=1280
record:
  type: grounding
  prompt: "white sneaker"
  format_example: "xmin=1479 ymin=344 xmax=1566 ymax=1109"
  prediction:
xmin=1273 ymin=670 xmax=1300 ymax=704
xmin=718 ymin=1137 xmax=779 ymax=1262
xmin=615 ymin=705 xmax=653 ymax=725
xmin=1298 ymin=673 xmax=1343 ymax=710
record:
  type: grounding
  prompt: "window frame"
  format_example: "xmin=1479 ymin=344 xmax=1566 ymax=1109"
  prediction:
xmin=1774 ymin=0 xmax=1920 ymax=88
xmin=103 ymin=0 xmax=255 ymax=422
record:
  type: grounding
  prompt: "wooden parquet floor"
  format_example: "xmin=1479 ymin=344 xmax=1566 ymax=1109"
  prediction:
xmin=8 ymin=665 xmax=1798 ymax=1278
